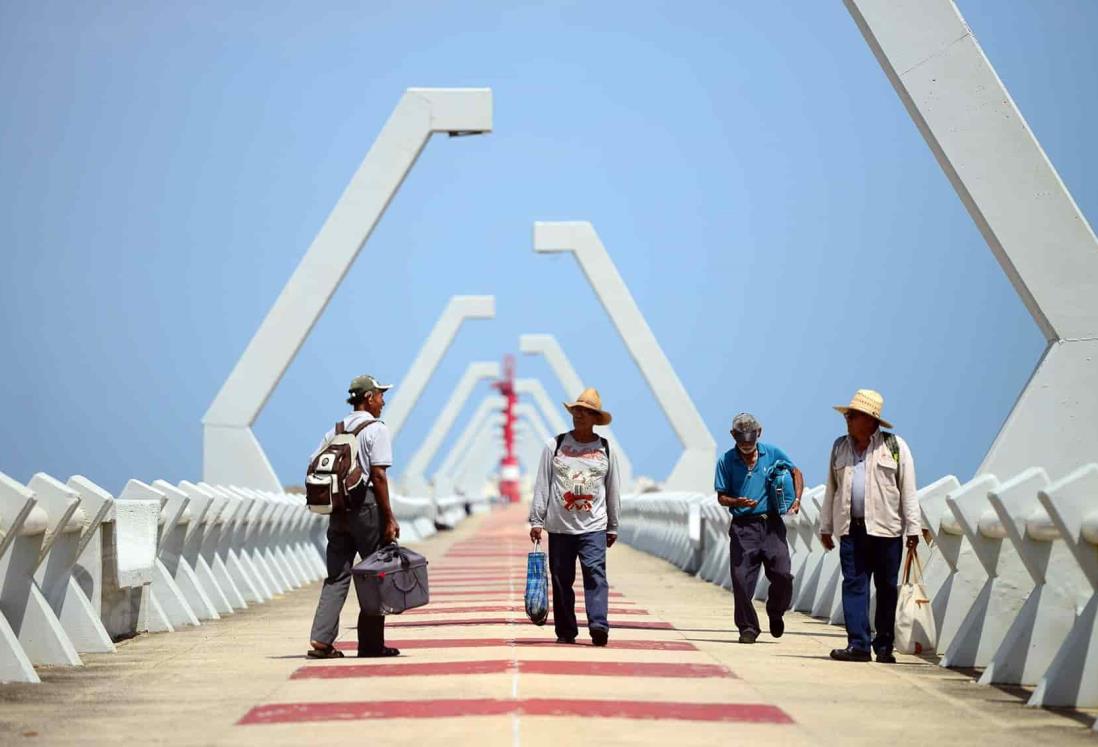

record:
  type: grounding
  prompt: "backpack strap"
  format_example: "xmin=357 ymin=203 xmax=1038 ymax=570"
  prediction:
xmin=882 ymin=431 xmax=903 ymax=490
xmin=553 ymin=433 xmax=611 ymax=458
xmin=335 ymin=421 xmax=346 ymax=435
xmin=350 ymin=418 xmax=382 ymax=436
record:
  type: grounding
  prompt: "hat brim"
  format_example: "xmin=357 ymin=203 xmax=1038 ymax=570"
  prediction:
xmin=833 ymin=405 xmax=893 ymax=429
xmin=564 ymin=401 xmax=612 ymax=426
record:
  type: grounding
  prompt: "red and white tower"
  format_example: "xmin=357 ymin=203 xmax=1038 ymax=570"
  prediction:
xmin=493 ymin=355 xmax=521 ymax=503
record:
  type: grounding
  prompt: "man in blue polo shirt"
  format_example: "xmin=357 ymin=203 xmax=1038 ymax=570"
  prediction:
xmin=715 ymin=413 xmax=804 ymax=643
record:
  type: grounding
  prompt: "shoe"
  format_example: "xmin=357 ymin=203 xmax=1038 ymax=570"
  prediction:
xmin=769 ymin=614 xmax=785 ymax=638
xmin=738 ymin=630 xmax=757 ymax=644
xmin=590 ymin=628 xmax=609 ymax=647
xmin=358 ymin=646 xmax=400 ymax=658
xmin=875 ymin=650 xmax=897 ymax=664
xmin=555 ymin=636 xmax=576 ymax=644
xmin=306 ymin=644 xmax=344 ymax=659
xmin=829 ymin=646 xmax=871 ymax=662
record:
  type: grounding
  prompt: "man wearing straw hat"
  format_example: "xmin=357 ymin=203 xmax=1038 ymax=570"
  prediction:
xmin=820 ymin=389 xmax=919 ymax=664
xmin=529 ymin=388 xmax=621 ymax=647
xmin=715 ymin=413 xmax=804 ymax=644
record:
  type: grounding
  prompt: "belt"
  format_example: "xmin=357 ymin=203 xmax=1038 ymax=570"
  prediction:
xmin=850 ymin=517 xmax=866 ymax=527
xmin=732 ymin=513 xmax=770 ymax=524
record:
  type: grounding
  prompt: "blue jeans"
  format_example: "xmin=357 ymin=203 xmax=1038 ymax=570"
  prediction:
xmin=839 ymin=520 xmax=902 ymax=653
xmin=548 ymin=531 xmax=609 ymax=640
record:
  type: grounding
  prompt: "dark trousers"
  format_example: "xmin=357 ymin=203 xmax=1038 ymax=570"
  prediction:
xmin=728 ymin=516 xmax=793 ymax=635
xmin=548 ymin=531 xmax=609 ymax=641
xmin=309 ymin=502 xmax=386 ymax=654
xmin=839 ymin=519 xmax=903 ymax=653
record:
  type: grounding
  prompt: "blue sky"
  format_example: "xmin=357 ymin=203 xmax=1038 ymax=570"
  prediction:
xmin=1 ymin=0 xmax=1095 ymax=496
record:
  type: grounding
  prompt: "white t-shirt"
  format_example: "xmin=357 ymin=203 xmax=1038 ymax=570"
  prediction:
xmin=313 ymin=411 xmax=393 ymax=473
xmin=529 ymin=432 xmax=621 ymax=535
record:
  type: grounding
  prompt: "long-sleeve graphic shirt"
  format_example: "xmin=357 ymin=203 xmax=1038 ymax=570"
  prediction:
xmin=529 ymin=433 xmax=621 ymax=535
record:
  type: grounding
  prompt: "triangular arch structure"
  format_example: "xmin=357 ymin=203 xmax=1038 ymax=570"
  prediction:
xmin=846 ymin=0 xmax=1098 ymax=478
xmin=202 ymin=88 xmax=492 ymax=491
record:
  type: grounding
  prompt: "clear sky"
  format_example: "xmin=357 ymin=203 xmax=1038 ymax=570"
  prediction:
xmin=1 ymin=0 xmax=1095 ymax=497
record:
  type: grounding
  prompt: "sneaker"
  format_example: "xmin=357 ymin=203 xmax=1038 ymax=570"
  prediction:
xmin=358 ymin=646 xmax=400 ymax=658
xmin=590 ymin=628 xmax=609 ymax=647
xmin=769 ymin=614 xmax=785 ymax=638
xmin=875 ymin=650 xmax=897 ymax=664
xmin=738 ymin=630 xmax=758 ymax=644
xmin=829 ymin=646 xmax=871 ymax=662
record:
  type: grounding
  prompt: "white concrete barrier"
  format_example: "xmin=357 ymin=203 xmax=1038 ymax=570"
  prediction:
xmin=620 ymin=462 xmax=1098 ymax=720
xmin=1031 ymin=465 xmax=1098 ymax=709
xmin=0 ymin=473 xmax=82 ymax=671
xmin=0 ymin=473 xmax=46 ymax=683
xmin=27 ymin=474 xmax=115 ymax=655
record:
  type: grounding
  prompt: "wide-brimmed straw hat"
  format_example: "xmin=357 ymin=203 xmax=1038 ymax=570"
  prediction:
xmin=834 ymin=389 xmax=893 ymax=429
xmin=563 ymin=387 xmax=612 ymax=426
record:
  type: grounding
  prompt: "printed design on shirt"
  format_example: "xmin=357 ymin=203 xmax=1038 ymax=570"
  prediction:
xmin=552 ymin=446 xmax=607 ymax=514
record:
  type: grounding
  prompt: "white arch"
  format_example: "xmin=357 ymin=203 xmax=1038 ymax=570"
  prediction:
xmin=846 ymin=0 xmax=1098 ymax=478
xmin=400 ymin=360 xmax=500 ymax=496
xmin=202 ymin=88 xmax=492 ymax=491
xmin=533 ymin=222 xmax=715 ymax=492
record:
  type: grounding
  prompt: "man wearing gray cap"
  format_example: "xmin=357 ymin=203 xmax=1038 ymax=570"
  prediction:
xmin=306 ymin=374 xmax=401 ymax=659
xmin=714 ymin=413 xmax=803 ymax=644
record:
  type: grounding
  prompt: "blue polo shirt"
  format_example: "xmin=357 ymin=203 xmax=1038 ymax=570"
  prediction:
xmin=714 ymin=442 xmax=795 ymax=517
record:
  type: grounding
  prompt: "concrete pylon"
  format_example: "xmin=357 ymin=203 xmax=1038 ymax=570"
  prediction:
xmin=202 ymin=88 xmax=493 ymax=492
xmin=515 ymin=378 xmax=567 ymax=435
xmin=845 ymin=0 xmax=1098 ymax=479
xmin=401 ymin=360 xmax=500 ymax=496
xmin=533 ymin=223 xmax=715 ymax=492
xmin=433 ymin=396 xmax=505 ymax=496
xmin=384 ymin=297 xmax=495 ymax=439
xmin=520 ymin=333 xmax=635 ymax=490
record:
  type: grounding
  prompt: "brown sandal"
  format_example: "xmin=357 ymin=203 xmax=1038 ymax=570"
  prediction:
xmin=306 ymin=644 xmax=345 ymax=659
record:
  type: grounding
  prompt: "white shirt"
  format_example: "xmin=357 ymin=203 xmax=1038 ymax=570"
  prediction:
xmin=313 ymin=411 xmax=393 ymax=473
xmin=529 ymin=433 xmax=621 ymax=535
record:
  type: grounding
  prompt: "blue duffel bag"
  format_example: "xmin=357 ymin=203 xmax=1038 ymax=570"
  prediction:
xmin=525 ymin=540 xmax=548 ymax=626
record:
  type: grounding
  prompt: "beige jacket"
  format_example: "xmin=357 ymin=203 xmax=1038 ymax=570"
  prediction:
xmin=820 ymin=431 xmax=919 ymax=538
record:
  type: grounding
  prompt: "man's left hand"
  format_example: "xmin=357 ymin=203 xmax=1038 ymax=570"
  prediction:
xmin=785 ymin=499 xmax=801 ymax=515
xmin=607 ymin=533 xmax=617 ymax=548
xmin=906 ymin=534 xmax=920 ymax=549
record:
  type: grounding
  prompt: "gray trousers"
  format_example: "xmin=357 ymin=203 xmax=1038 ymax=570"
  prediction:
xmin=728 ymin=515 xmax=793 ymax=635
xmin=309 ymin=502 xmax=386 ymax=653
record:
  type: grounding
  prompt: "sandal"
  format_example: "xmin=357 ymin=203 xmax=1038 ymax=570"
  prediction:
xmin=358 ymin=646 xmax=400 ymax=658
xmin=306 ymin=644 xmax=345 ymax=659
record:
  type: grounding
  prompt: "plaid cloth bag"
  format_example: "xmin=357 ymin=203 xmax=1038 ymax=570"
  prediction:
xmin=525 ymin=540 xmax=549 ymax=626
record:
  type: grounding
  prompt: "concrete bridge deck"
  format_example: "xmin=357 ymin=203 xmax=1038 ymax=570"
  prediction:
xmin=2 ymin=504 xmax=1094 ymax=746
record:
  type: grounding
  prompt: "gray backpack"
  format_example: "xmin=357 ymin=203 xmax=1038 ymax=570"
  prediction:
xmin=352 ymin=543 xmax=430 ymax=615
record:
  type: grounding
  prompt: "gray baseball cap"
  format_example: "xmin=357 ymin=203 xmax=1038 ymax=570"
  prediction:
xmin=731 ymin=412 xmax=761 ymax=441
xmin=348 ymin=374 xmax=392 ymax=399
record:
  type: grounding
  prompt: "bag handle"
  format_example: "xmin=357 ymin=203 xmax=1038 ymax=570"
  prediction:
xmin=901 ymin=546 xmax=925 ymax=585
xmin=532 ymin=538 xmax=542 ymax=553
xmin=392 ymin=569 xmax=421 ymax=593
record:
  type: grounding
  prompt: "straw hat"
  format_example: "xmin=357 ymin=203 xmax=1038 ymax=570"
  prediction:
xmin=563 ymin=387 xmax=613 ymax=426
xmin=834 ymin=389 xmax=893 ymax=429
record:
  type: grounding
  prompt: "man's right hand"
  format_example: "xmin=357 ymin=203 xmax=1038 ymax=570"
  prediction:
xmin=530 ymin=526 xmax=543 ymax=543
xmin=383 ymin=517 xmax=400 ymax=543
xmin=729 ymin=497 xmax=758 ymax=509
xmin=820 ymin=533 xmax=835 ymax=551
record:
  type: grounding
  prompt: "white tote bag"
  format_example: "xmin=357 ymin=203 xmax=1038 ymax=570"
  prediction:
xmin=894 ymin=547 xmax=936 ymax=655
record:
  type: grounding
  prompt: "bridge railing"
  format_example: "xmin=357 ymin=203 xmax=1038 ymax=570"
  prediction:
xmin=0 ymin=471 xmax=487 ymax=684
xmin=619 ymin=463 xmax=1098 ymax=718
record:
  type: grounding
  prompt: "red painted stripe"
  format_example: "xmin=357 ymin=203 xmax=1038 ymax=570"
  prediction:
xmin=429 ymin=590 xmax=626 ymax=598
xmin=293 ymin=660 xmax=730 ymax=680
xmin=334 ymin=638 xmax=696 ymax=651
xmin=403 ymin=605 xmax=647 ymax=616
xmin=239 ymin=698 xmax=792 ymax=725
xmin=385 ymin=617 xmax=674 ymax=630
